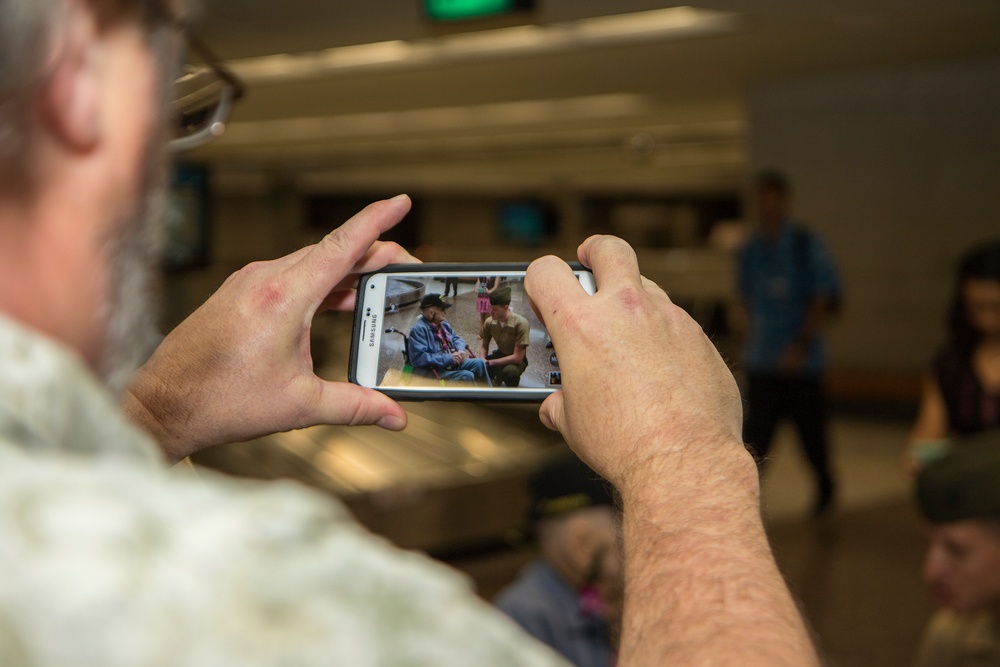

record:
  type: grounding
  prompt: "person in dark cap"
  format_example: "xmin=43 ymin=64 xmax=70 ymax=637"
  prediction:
xmin=479 ymin=285 xmax=531 ymax=387
xmin=914 ymin=428 xmax=1000 ymax=666
xmin=407 ymin=293 xmax=488 ymax=384
xmin=494 ymin=454 xmax=621 ymax=667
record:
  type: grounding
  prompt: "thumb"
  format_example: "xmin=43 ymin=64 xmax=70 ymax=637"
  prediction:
xmin=313 ymin=382 xmax=408 ymax=430
xmin=539 ymin=390 xmax=565 ymax=433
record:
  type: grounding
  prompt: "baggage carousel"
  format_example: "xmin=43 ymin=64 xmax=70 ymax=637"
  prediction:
xmin=192 ymin=313 xmax=567 ymax=561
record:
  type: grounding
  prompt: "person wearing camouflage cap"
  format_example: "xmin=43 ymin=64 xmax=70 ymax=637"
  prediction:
xmin=914 ymin=429 xmax=1000 ymax=666
xmin=479 ymin=285 xmax=531 ymax=387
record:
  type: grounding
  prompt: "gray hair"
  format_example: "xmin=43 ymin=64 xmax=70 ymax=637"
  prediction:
xmin=0 ymin=0 xmax=62 ymax=172
xmin=0 ymin=0 xmax=191 ymax=187
xmin=0 ymin=0 xmax=190 ymax=392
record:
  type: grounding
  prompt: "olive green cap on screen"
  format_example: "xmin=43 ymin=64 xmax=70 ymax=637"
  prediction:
xmin=489 ymin=286 xmax=512 ymax=306
xmin=916 ymin=429 xmax=1000 ymax=523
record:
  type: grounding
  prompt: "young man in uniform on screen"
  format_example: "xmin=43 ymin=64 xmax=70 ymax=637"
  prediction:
xmin=480 ymin=285 xmax=530 ymax=387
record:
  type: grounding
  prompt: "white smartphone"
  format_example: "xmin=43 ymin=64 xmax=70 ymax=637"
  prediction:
xmin=350 ymin=263 xmax=596 ymax=401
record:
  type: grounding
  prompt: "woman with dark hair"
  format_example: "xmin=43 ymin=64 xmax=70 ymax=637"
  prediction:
xmin=909 ymin=240 xmax=1000 ymax=465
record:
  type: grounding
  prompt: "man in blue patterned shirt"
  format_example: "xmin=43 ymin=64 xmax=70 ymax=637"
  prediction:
xmin=738 ymin=169 xmax=842 ymax=516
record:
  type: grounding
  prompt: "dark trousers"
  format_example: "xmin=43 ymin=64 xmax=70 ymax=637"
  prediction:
xmin=743 ymin=373 xmax=835 ymax=503
xmin=486 ymin=350 xmax=527 ymax=387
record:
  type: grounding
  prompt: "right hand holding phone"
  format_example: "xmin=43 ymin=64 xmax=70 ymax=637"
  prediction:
xmin=525 ymin=235 xmax=750 ymax=497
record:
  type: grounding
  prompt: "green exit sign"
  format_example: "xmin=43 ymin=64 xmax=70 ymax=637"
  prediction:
xmin=426 ymin=0 xmax=534 ymax=21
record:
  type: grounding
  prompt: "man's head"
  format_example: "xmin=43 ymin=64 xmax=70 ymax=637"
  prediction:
xmin=753 ymin=169 xmax=791 ymax=231
xmin=531 ymin=455 xmax=617 ymax=577
xmin=419 ymin=293 xmax=451 ymax=325
xmin=917 ymin=429 xmax=1000 ymax=613
xmin=529 ymin=454 xmax=621 ymax=625
xmin=0 ymin=0 xmax=183 ymax=394
xmin=489 ymin=286 xmax=511 ymax=323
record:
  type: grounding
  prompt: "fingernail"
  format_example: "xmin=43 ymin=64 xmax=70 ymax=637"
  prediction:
xmin=390 ymin=194 xmax=409 ymax=202
xmin=377 ymin=414 xmax=406 ymax=430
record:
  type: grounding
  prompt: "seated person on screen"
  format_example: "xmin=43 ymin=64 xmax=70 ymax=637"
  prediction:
xmin=914 ymin=428 xmax=1000 ymax=666
xmin=495 ymin=455 xmax=621 ymax=667
xmin=480 ymin=286 xmax=530 ymax=387
xmin=408 ymin=294 xmax=488 ymax=385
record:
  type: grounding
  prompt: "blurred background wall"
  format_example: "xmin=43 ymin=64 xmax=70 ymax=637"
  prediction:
xmin=750 ymin=57 xmax=1000 ymax=374
xmin=163 ymin=0 xmax=1000 ymax=408
xmin=169 ymin=7 xmax=999 ymax=663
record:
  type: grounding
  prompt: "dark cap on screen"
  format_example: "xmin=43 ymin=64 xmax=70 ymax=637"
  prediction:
xmin=916 ymin=429 xmax=1000 ymax=523
xmin=419 ymin=293 xmax=452 ymax=310
xmin=530 ymin=454 xmax=615 ymax=523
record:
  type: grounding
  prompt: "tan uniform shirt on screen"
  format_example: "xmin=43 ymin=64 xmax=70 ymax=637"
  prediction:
xmin=482 ymin=311 xmax=531 ymax=356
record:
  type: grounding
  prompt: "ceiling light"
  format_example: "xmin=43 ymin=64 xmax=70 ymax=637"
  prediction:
xmin=574 ymin=6 xmax=739 ymax=42
xmin=218 ymin=94 xmax=653 ymax=145
xmin=228 ymin=6 xmax=740 ymax=84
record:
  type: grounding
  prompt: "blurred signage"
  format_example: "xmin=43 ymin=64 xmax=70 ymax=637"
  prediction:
xmin=425 ymin=0 xmax=534 ymax=21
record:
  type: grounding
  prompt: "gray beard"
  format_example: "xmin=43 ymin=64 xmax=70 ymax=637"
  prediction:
xmin=97 ymin=25 xmax=178 ymax=398
xmin=97 ymin=183 xmax=167 ymax=398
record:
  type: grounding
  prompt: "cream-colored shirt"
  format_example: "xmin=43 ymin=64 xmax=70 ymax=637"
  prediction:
xmin=0 ymin=314 xmax=567 ymax=667
xmin=914 ymin=609 xmax=1000 ymax=667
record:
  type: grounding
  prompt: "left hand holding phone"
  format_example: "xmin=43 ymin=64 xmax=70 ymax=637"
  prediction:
xmin=123 ymin=195 xmax=417 ymax=464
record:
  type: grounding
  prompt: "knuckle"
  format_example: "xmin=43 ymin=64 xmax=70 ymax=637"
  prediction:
xmin=603 ymin=238 xmax=638 ymax=265
xmin=590 ymin=233 xmax=633 ymax=254
xmin=527 ymin=254 xmax=564 ymax=275
xmin=558 ymin=307 xmax=597 ymax=337
xmin=255 ymin=283 xmax=288 ymax=312
xmin=616 ymin=284 xmax=647 ymax=310
xmin=345 ymin=399 xmax=375 ymax=427
xmin=234 ymin=260 xmax=265 ymax=280
xmin=321 ymin=226 xmax=356 ymax=258
xmin=376 ymin=241 xmax=407 ymax=263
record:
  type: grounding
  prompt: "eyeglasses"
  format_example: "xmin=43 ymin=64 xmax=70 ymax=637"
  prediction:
xmin=170 ymin=30 xmax=245 ymax=152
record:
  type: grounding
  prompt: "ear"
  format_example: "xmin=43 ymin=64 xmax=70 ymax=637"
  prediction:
xmin=38 ymin=6 xmax=102 ymax=154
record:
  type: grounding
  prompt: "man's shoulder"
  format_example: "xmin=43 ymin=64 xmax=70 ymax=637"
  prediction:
xmin=0 ymin=453 xmax=565 ymax=666
xmin=409 ymin=317 xmax=433 ymax=337
xmin=0 ymin=314 xmax=160 ymax=463
xmin=495 ymin=562 xmax=571 ymax=621
xmin=785 ymin=222 xmax=834 ymax=257
xmin=510 ymin=312 xmax=530 ymax=327
xmin=916 ymin=609 xmax=999 ymax=666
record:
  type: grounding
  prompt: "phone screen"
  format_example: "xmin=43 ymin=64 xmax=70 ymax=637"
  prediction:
xmin=351 ymin=265 xmax=595 ymax=400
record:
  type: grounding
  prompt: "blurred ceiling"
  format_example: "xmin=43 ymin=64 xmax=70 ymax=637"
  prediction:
xmin=191 ymin=0 xmax=1000 ymax=195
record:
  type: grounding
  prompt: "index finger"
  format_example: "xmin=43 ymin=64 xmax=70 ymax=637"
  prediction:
xmin=525 ymin=255 xmax=588 ymax=330
xmin=577 ymin=235 xmax=644 ymax=291
xmin=292 ymin=195 xmax=412 ymax=302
